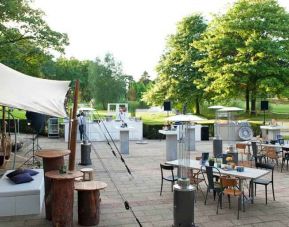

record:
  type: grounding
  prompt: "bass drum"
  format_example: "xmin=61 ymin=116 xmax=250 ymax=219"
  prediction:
xmin=238 ymin=126 xmax=253 ymax=140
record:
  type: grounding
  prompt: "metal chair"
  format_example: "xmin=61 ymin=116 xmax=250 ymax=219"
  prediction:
xmin=281 ymin=147 xmax=289 ymax=172
xmin=160 ymin=163 xmax=177 ymax=196
xmin=200 ymin=165 xmax=222 ymax=205
xmin=251 ymin=141 xmax=265 ymax=166
xmin=254 ymin=162 xmax=275 ymax=204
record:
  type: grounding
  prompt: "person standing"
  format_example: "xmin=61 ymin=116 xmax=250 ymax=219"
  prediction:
xmin=78 ymin=112 xmax=85 ymax=141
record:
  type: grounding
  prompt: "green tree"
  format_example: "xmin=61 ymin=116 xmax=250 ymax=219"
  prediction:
xmin=0 ymin=0 xmax=68 ymax=77
xmin=88 ymin=54 xmax=127 ymax=109
xmin=143 ymin=14 xmax=207 ymax=114
xmin=0 ymin=0 xmax=68 ymax=52
xmin=194 ymin=0 xmax=289 ymax=115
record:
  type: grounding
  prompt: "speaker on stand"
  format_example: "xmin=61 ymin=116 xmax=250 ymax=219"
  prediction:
xmin=261 ymin=101 xmax=269 ymax=125
xmin=22 ymin=111 xmax=45 ymax=167
xmin=164 ymin=101 xmax=171 ymax=116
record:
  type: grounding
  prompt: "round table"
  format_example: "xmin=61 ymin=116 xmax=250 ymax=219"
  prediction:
xmin=46 ymin=170 xmax=83 ymax=227
xmin=75 ymin=181 xmax=107 ymax=226
xmin=36 ymin=149 xmax=70 ymax=220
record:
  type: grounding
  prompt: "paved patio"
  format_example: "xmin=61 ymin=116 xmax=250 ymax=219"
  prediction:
xmin=1 ymin=136 xmax=289 ymax=227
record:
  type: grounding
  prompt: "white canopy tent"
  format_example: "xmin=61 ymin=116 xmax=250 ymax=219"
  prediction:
xmin=0 ymin=63 xmax=70 ymax=117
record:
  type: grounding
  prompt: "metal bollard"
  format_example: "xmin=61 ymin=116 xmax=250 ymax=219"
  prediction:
xmin=79 ymin=140 xmax=92 ymax=165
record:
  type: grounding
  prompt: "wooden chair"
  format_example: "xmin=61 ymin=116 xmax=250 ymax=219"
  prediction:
xmin=265 ymin=147 xmax=280 ymax=167
xmin=188 ymin=169 xmax=205 ymax=201
xmin=236 ymin=143 xmax=247 ymax=163
xmin=217 ymin=176 xmax=245 ymax=219
xmin=254 ymin=162 xmax=275 ymax=204
xmin=160 ymin=163 xmax=177 ymax=196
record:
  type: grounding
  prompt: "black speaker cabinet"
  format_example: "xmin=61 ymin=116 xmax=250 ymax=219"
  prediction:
xmin=26 ymin=111 xmax=45 ymax=133
xmin=164 ymin=101 xmax=171 ymax=111
xmin=261 ymin=101 xmax=269 ymax=111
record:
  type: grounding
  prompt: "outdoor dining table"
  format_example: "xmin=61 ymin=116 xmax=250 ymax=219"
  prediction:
xmin=166 ymin=159 xmax=270 ymax=204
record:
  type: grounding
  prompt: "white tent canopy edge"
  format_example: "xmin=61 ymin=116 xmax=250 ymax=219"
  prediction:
xmin=0 ymin=63 xmax=70 ymax=118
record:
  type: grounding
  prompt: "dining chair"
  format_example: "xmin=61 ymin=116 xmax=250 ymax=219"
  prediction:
xmin=217 ymin=176 xmax=245 ymax=219
xmin=160 ymin=163 xmax=177 ymax=196
xmin=265 ymin=147 xmax=280 ymax=167
xmin=200 ymin=165 xmax=222 ymax=205
xmin=189 ymin=168 xmax=205 ymax=201
xmin=251 ymin=141 xmax=265 ymax=166
xmin=236 ymin=143 xmax=247 ymax=163
xmin=281 ymin=147 xmax=289 ymax=172
xmin=254 ymin=162 xmax=275 ymax=204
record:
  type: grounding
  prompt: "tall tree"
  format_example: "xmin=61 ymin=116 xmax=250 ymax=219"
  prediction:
xmin=88 ymin=54 xmax=127 ymax=109
xmin=194 ymin=0 xmax=289 ymax=115
xmin=143 ymin=14 xmax=207 ymax=114
xmin=0 ymin=0 xmax=68 ymax=76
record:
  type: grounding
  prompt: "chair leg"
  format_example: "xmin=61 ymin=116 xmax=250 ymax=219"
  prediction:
xmin=204 ymin=189 xmax=209 ymax=205
xmin=237 ymin=196 xmax=240 ymax=219
xmin=171 ymin=182 xmax=173 ymax=192
xmin=213 ymin=190 xmax=216 ymax=200
xmin=265 ymin=185 xmax=268 ymax=204
xmin=287 ymin=159 xmax=289 ymax=171
xmin=160 ymin=179 xmax=163 ymax=196
xmin=281 ymin=159 xmax=284 ymax=172
xmin=242 ymin=194 xmax=245 ymax=212
xmin=272 ymin=183 xmax=275 ymax=201
xmin=228 ymin=195 xmax=231 ymax=209
xmin=216 ymin=193 xmax=221 ymax=214
xmin=255 ymin=184 xmax=257 ymax=196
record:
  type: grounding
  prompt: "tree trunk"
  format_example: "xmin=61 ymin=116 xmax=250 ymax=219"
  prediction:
xmin=250 ymin=88 xmax=257 ymax=116
xmin=245 ymin=86 xmax=250 ymax=114
xmin=195 ymin=97 xmax=200 ymax=115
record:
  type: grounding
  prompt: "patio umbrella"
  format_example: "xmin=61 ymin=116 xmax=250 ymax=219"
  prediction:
xmin=166 ymin=114 xmax=206 ymax=122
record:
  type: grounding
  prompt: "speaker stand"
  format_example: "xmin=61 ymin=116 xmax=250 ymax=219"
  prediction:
xmin=263 ymin=110 xmax=266 ymax=125
xmin=21 ymin=133 xmax=41 ymax=167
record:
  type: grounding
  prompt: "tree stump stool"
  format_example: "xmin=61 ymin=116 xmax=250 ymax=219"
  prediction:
xmin=75 ymin=181 xmax=107 ymax=226
xmin=46 ymin=170 xmax=83 ymax=227
xmin=80 ymin=167 xmax=94 ymax=181
xmin=36 ymin=149 xmax=70 ymax=220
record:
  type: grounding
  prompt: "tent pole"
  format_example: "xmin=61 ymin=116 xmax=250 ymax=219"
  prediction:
xmin=67 ymin=108 xmax=72 ymax=150
xmin=68 ymin=80 xmax=79 ymax=171
xmin=1 ymin=106 xmax=6 ymax=151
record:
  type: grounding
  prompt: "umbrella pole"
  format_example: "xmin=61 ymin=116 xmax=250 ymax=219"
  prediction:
xmin=68 ymin=80 xmax=79 ymax=171
xmin=1 ymin=106 xmax=6 ymax=151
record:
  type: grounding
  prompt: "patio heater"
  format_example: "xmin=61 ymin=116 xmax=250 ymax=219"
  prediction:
xmin=173 ymin=122 xmax=196 ymax=227
xmin=208 ymin=106 xmax=224 ymax=158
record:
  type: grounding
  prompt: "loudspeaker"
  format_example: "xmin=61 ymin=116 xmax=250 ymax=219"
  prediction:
xmin=261 ymin=101 xmax=269 ymax=111
xmin=164 ymin=101 xmax=171 ymax=111
xmin=26 ymin=111 xmax=45 ymax=134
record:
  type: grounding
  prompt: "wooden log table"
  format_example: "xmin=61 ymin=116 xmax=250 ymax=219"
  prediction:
xmin=36 ymin=149 xmax=70 ymax=220
xmin=46 ymin=170 xmax=83 ymax=227
xmin=75 ymin=181 xmax=107 ymax=226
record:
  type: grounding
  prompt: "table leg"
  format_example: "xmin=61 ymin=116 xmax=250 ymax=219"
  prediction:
xmin=78 ymin=190 xmax=100 ymax=226
xmin=51 ymin=179 xmax=74 ymax=227
xmin=43 ymin=157 xmax=64 ymax=220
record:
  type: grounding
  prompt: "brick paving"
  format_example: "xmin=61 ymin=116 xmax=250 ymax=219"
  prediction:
xmin=1 ymin=136 xmax=289 ymax=227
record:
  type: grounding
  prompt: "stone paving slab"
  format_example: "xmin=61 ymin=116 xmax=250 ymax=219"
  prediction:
xmin=0 ymin=136 xmax=289 ymax=226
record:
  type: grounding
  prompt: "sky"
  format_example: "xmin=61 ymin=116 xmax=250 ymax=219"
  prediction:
xmin=33 ymin=0 xmax=289 ymax=80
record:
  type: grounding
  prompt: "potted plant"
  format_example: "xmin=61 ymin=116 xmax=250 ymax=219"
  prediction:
xmin=209 ymin=158 xmax=215 ymax=166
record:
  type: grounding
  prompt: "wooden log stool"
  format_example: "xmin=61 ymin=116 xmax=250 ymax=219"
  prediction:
xmin=80 ymin=167 xmax=94 ymax=181
xmin=75 ymin=181 xmax=107 ymax=226
xmin=36 ymin=149 xmax=70 ymax=220
xmin=46 ymin=170 xmax=83 ymax=227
